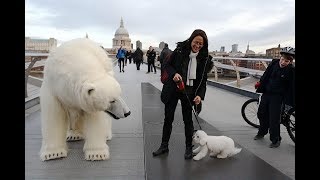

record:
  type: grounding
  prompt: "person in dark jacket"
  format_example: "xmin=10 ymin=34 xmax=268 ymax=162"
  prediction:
xmin=132 ymin=47 xmax=143 ymax=70
xmin=152 ymin=29 xmax=213 ymax=159
xmin=159 ymin=43 xmax=172 ymax=73
xmin=116 ymin=46 xmax=126 ymax=72
xmin=254 ymin=46 xmax=295 ymax=148
xmin=146 ymin=46 xmax=157 ymax=73
xmin=126 ymin=50 xmax=133 ymax=64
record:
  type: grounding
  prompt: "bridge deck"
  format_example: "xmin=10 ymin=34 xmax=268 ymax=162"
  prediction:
xmin=25 ymin=62 xmax=295 ymax=180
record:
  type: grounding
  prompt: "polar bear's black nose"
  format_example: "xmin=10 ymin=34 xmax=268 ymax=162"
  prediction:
xmin=124 ymin=111 xmax=131 ymax=117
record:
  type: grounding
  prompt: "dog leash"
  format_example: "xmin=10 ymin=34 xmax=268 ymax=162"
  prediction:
xmin=180 ymin=56 xmax=210 ymax=130
xmin=183 ymin=88 xmax=202 ymax=130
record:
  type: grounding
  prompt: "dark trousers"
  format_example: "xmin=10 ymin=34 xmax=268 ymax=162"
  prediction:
xmin=147 ymin=60 xmax=156 ymax=72
xmin=161 ymin=92 xmax=194 ymax=147
xmin=147 ymin=60 xmax=152 ymax=72
xmin=136 ymin=61 xmax=141 ymax=70
xmin=257 ymin=93 xmax=283 ymax=143
xmin=118 ymin=58 xmax=125 ymax=71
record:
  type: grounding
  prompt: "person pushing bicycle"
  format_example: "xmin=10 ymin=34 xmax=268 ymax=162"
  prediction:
xmin=253 ymin=47 xmax=295 ymax=148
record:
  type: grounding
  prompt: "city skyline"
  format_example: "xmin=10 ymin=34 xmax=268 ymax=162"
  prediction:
xmin=26 ymin=0 xmax=295 ymax=53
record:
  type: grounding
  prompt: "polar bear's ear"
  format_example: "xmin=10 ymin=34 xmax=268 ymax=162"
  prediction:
xmin=84 ymin=83 xmax=95 ymax=95
xmin=200 ymin=138 xmax=207 ymax=146
xmin=88 ymin=88 xmax=95 ymax=95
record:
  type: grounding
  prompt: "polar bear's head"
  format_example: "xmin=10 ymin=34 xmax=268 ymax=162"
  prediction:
xmin=80 ymin=75 xmax=121 ymax=113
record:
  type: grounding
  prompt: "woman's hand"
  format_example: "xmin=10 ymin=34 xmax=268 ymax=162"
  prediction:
xmin=173 ymin=73 xmax=182 ymax=82
xmin=193 ymin=96 xmax=201 ymax=105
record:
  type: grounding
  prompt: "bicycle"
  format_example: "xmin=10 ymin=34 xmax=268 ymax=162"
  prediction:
xmin=241 ymin=94 xmax=295 ymax=143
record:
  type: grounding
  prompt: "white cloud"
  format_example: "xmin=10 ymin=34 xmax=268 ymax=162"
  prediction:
xmin=25 ymin=0 xmax=295 ymax=53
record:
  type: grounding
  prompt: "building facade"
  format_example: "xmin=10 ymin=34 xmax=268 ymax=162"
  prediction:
xmin=25 ymin=37 xmax=57 ymax=53
xmin=245 ymin=43 xmax=255 ymax=56
xmin=266 ymin=44 xmax=281 ymax=59
xmin=112 ymin=18 xmax=131 ymax=50
xmin=136 ymin=40 xmax=142 ymax=49
xmin=231 ymin=44 xmax=238 ymax=53
xmin=220 ymin=46 xmax=225 ymax=52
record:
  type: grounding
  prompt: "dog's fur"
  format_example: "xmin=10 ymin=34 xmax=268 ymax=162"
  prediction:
xmin=192 ymin=130 xmax=242 ymax=161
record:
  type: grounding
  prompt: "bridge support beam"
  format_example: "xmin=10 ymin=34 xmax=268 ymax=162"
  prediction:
xmin=229 ymin=60 xmax=240 ymax=88
xmin=261 ymin=61 xmax=268 ymax=69
xmin=213 ymin=66 xmax=218 ymax=81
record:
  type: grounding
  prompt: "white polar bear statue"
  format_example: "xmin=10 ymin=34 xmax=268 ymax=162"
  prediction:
xmin=39 ymin=38 xmax=130 ymax=161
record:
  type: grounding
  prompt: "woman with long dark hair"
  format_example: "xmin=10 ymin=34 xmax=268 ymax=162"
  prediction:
xmin=153 ymin=29 xmax=213 ymax=159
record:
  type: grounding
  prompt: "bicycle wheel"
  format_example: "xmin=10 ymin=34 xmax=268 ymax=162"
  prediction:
xmin=241 ymin=98 xmax=260 ymax=128
xmin=285 ymin=110 xmax=295 ymax=143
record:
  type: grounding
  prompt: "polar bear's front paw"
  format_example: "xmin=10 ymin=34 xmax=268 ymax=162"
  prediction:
xmin=85 ymin=149 xmax=110 ymax=161
xmin=66 ymin=130 xmax=84 ymax=141
xmin=40 ymin=148 xmax=67 ymax=161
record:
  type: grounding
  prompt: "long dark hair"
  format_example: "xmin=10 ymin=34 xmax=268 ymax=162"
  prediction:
xmin=176 ymin=29 xmax=209 ymax=58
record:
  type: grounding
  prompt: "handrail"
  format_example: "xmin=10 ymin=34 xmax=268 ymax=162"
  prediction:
xmin=211 ymin=56 xmax=273 ymax=62
xmin=25 ymin=52 xmax=50 ymax=57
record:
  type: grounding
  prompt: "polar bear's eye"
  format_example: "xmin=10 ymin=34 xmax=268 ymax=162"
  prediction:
xmin=88 ymin=88 xmax=94 ymax=95
xmin=110 ymin=100 xmax=115 ymax=103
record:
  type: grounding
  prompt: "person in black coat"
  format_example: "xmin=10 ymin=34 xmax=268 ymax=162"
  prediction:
xmin=146 ymin=47 xmax=157 ymax=73
xmin=254 ymin=46 xmax=295 ymax=148
xmin=159 ymin=43 xmax=172 ymax=72
xmin=153 ymin=29 xmax=213 ymax=159
xmin=132 ymin=47 xmax=143 ymax=70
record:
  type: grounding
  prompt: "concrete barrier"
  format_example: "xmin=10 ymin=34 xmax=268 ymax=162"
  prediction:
xmin=27 ymin=76 xmax=43 ymax=87
xmin=25 ymin=76 xmax=43 ymax=110
xmin=25 ymin=94 xmax=40 ymax=110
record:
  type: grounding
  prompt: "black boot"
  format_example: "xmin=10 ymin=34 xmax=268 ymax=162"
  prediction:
xmin=152 ymin=143 xmax=169 ymax=156
xmin=184 ymin=145 xmax=194 ymax=159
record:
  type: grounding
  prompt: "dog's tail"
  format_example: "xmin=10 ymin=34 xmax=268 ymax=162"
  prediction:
xmin=229 ymin=147 xmax=242 ymax=157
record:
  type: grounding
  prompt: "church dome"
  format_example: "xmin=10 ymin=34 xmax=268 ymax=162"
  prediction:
xmin=112 ymin=18 xmax=131 ymax=50
xmin=115 ymin=18 xmax=129 ymax=36
xmin=115 ymin=27 xmax=129 ymax=36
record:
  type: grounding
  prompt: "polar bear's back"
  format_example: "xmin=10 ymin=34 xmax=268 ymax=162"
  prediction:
xmin=44 ymin=38 xmax=113 ymax=83
xmin=42 ymin=38 xmax=115 ymax=105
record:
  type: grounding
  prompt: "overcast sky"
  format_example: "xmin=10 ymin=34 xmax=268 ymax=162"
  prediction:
xmin=25 ymin=0 xmax=295 ymax=53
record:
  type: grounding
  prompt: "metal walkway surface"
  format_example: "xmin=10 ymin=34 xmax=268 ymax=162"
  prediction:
xmin=25 ymin=62 xmax=295 ymax=180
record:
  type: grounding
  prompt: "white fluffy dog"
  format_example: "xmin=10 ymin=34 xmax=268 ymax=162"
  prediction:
xmin=192 ymin=130 xmax=242 ymax=161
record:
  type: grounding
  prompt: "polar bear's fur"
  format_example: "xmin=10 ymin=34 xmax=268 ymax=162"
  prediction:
xmin=66 ymin=96 xmax=131 ymax=142
xmin=40 ymin=38 xmax=128 ymax=161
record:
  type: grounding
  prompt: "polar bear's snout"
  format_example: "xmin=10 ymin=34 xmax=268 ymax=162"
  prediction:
xmin=105 ymin=97 xmax=131 ymax=119
xmin=124 ymin=111 xmax=131 ymax=117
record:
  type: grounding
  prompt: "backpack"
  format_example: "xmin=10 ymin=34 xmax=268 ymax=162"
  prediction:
xmin=160 ymin=52 xmax=173 ymax=84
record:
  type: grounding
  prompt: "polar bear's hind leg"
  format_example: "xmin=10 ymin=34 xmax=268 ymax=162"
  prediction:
xmin=66 ymin=112 xmax=84 ymax=141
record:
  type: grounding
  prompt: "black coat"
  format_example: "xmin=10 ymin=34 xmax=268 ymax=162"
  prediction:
xmin=160 ymin=45 xmax=213 ymax=104
xmin=132 ymin=49 xmax=143 ymax=62
xmin=159 ymin=47 xmax=172 ymax=64
xmin=256 ymin=59 xmax=295 ymax=106
xmin=146 ymin=50 xmax=156 ymax=62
